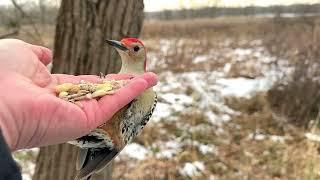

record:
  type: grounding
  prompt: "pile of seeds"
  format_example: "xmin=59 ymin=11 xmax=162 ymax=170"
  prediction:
xmin=55 ymin=79 xmax=128 ymax=104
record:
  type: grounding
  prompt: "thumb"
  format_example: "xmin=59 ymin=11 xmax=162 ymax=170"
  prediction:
xmin=27 ymin=44 xmax=53 ymax=66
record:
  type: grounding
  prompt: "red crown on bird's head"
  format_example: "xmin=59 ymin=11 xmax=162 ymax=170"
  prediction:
xmin=121 ymin=38 xmax=145 ymax=47
xmin=120 ymin=37 xmax=147 ymax=71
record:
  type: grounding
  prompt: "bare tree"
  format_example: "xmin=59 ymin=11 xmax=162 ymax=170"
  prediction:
xmin=11 ymin=0 xmax=44 ymax=44
xmin=33 ymin=1 xmax=144 ymax=180
xmin=38 ymin=0 xmax=46 ymax=25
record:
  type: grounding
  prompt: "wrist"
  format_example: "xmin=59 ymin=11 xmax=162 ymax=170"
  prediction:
xmin=0 ymin=103 xmax=18 ymax=151
xmin=0 ymin=123 xmax=13 ymax=151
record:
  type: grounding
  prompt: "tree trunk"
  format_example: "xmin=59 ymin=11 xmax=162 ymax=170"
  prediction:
xmin=33 ymin=1 xmax=144 ymax=180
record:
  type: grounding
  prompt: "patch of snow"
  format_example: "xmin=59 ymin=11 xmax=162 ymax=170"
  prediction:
xmin=180 ymin=72 xmax=237 ymax=117
xmin=122 ymin=143 xmax=149 ymax=160
xmin=305 ymin=133 xmax=320 ymax=142
xmin=151 ymin=70 xmax=241 ymax=126
xmin=193 ymin=55 xmax=209 ymax=63
xmin=180 ymin=161 xmax=205 ymax=177
xmin=147 ymin=52 xmax=159 ymax=70
xmin=151 ymin=102 xmax=172 ymax=122
xmin=205 ymin=111 xmax=219 ymax=124
xmin=154 ymin=72 xmax=181 ymax=92
xmin=248 ymin=133 xmax=287 ymax=142
xmin=199 ymin=144 xmax=216 ymax=155
xmin=260 ymin=56 xmax=277 ymax=64
xmin=156 ymin=140 xmax=182 ymax=159
xmin=221 ymin=114 xmax=231 ymax=122
xmin=223 ymin=63 xmax=232 ymax=73
xmin=216 ymin=77 xmax=274 ymax=98
xmin=269 ymin=135 xmax=286 ymax=143
xmin=248 ymin=133 xmax=266 ymax=141
xmin=210 ymin=175 xmax=216 ymax=180
xmin=161 ymin=93 xmax=193 ymax=105
xmin=151 ymin=92 xmax=193 ymax=122
xmin=159 ymin=39 xmax=171 ymax=53
xmin=257 ymin=13 xmax=319 ymax=18
xmin=156 ymin=150 xmax=176 ymax=159
xmin=234 ymin=48 xmax=253 ymax=57
xmin=22 ymin=174 xmax=32 ymax=180
xmin=165 ymin=140 xmax=181 ymax=149
xmin=206 ymin=112 xmax=233 ymax=126
xmin=148 ymin=52 xmax=168 ymax=70
xmin=215 ymin=127 xmax=225 ymax=135
xmin=21 ymin=161 xmax=36 ymax=180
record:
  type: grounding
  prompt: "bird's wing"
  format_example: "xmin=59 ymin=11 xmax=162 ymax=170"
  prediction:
xmin=76 ymin=148 xmax=88 ymax=171
xmin=75 ymin=148 xmax=119 ymax=180
xmin=75 ymin=104 xmax=132 ymax=180
xmin=75 ymin=91 xmax=156 ymax=179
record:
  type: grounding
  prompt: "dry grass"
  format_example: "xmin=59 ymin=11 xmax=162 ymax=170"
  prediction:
xmin=141 ymin=17 xmax=269 ymax=39
xmin=0 ymin=24 xmax=55 ymax=47
xmin=5 ymin=15 xmax=320 ymax=180
xmin=118 ymin=16 xmax=320 ymax=180
xmin=263 ymin=17 xmax=320 ymax=127
xmin=223 ymin=94 xmax=313 ymax=179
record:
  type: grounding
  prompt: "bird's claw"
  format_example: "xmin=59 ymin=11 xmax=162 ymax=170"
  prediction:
xmin=99 ymin=72 xmax=106 ymax=79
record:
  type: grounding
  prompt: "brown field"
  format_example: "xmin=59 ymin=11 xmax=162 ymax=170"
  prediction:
xmin=5 ymin=15 xmax=320 ymax=180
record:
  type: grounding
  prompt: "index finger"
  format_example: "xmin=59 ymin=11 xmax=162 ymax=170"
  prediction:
xmin=80 ymin=73 xmax=157 ymax=129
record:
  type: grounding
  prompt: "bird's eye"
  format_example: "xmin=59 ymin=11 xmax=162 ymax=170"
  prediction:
xmin=133 ymin=46 xmax=140 ymax=52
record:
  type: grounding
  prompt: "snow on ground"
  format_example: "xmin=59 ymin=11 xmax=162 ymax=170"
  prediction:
xmin=150 ymin=69 xmax=276 ymax=125
xmin=179 ymin=161 xmax=205 ymax=177
xmin=156 ymin=73 xmax=232 ymax=126
xmin=155 ymin=140 xmax=182 ymax=159
xmin=149 ymin=38 xmax=291 ymax=79
xmin=216 ymin=77 xmax=275 ymax=98
xmin=194 ymin=55 xmax=209 ymax=63
xmin=120 ymin=38 xmax=290 ymax=172
xmin=121 ymin=143 xmax=149 ymax=160
xmin=248 ymin=133 xmax=287 ymax=143
xmin=199 ymin=143 xmax=217 ymax=155
xmin=305 ymin=133 xmax=320 ymax=142
xmin=19 ymin=38 xmax=292 ymax=178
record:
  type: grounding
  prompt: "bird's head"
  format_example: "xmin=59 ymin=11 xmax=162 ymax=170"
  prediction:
xmin=106 ymin=38 xmax=146 ymax=74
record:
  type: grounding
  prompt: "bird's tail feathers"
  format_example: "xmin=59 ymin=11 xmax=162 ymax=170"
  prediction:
xmin=75 ymin=148 xmax=119 ymax=180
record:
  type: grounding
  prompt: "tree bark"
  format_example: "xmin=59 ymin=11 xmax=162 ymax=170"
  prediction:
xmin=33 ymin=1 xmax=144 ymax=180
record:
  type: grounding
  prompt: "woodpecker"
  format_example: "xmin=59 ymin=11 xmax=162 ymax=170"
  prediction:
xmin=68 ymin=38 xmax=157 ymax=180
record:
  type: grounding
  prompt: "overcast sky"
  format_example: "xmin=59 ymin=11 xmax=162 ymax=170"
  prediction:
xmin=144 ymin=0 xmax=319 ymax=11
xmin=0 ymin=0 xmax=318 ymax=12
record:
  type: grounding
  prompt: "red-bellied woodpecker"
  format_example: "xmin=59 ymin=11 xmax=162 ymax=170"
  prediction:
xmin=69 ymin=38 xmax=157 ymax=180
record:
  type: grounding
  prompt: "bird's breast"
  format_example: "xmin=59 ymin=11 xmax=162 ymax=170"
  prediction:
xmin=120 ymin=89 xmax=157 ymax=146
xmin=69 ymin=89 xmax=157 ymax=150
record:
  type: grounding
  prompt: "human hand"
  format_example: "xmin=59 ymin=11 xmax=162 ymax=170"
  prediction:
xmin=0 ymin=39 xmax=157 ymax=151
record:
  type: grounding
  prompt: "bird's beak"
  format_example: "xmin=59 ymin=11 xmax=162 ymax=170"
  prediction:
xmin=106 ymin=40 xmax=128 ymax=51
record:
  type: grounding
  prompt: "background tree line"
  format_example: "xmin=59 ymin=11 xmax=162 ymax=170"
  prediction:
xmin=1 ymin=3 xmax=320 ymax=27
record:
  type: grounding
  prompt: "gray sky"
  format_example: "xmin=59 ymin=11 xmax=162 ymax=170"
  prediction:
xmin=0 ymin=0 xmax=318 ymax=12
xmin=144 ymin=0 xmax=319 ymax=11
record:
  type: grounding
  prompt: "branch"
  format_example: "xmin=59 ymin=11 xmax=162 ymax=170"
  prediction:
xmin=0 ymin=30 xmax=19 ymax=39
xmin=11 ymin=0 xmax=44 ymax=45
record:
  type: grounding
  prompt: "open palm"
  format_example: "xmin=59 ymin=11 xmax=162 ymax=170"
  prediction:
xmin=0 ymin=39 xmax=157 ymax=151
